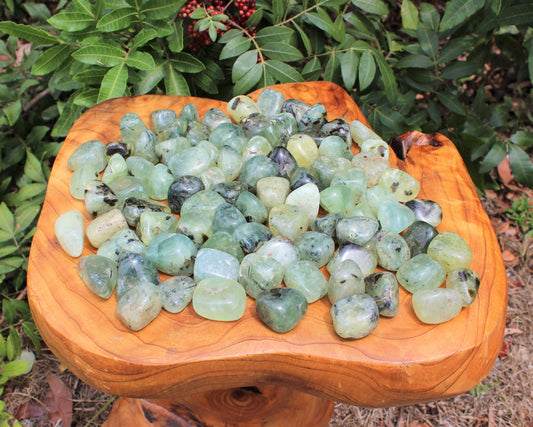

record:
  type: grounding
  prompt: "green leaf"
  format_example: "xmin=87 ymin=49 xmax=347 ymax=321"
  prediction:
xmin=0 ymin=202 xmax=15 ymax=233
xmin=20 ymin=79 xmax=40 ymax=95
xmin=264 ymin=60 xmax=303 ymax=83
xmin=131 ymin=28 xmax=158 ymax=49
xmin=358 ymin=50 xmax=375 ymax=91
xmin=417 ymin=24 xmax=438 ymax=60
xmin=72 ymin=45 xmax=126 ymax=67
xmin=3 ymin=184 xmax=46 ymax=207
xmin=1 ymin=360 xmax=29 ymax=377
xmin=125 ymin=51 xmax=155 ymax=70
xmin=167 ymin=21 xmax=184 ymax=53
xmin=15 ymin=204 xmax=41 ymax=232
xmin=509 ymin=130 xmax=533 ymax=148
xmin=232 ymin=50 xmax=258 ymax=82
xmin=165 ymin=65 xmax=190 ymax=95
xmin=220 ymin=36 xmax=251 ymax=60
xmin=401 ymin=0 xmax=419 ymax=30
xmin=48 ymin=12 xmax=95 ymax=31
xmin=528 ymin=36 xmax=533 ymax=85
xmin=478 ymin=139 xmax=506 ymax=174
xmin=6 ymin=328 xmax=21 ymax=360
xmin=372 ymin=49 xmax=398 ymax=103
xmin=22 ymin=322 xmax=41 ymax=353
xmin=23 ymin=2 xmax=52 ymax=21
xmin=508 ymin=144 xmax=533 ymax=188
xmin=438 ymin=36 xmax=474 ymax=64
xmin=437 ymin=92 xmax=466 ymax=115
xmin=498 ymin=4 xmax=533 ymax=26
xmin=171 ymin=53 xmax=205 ymax=73
xmin=143 ymin=20 xmax=174 ymax=37
xmin=73 ymin=0 xmax=96 ymax=16
xmin=52 ymin=97 xmax=83 ymax=138
xmin=246 ymin=8 xmax=263 ymax=27
xmin=293 ymin=21 xmax=312 ymax=57
xmin=143 ymin=0 xmax=186 ymax=19
xmin=96 ymin=7 xmax=137 ymax=32
xmin=260 ymin=43 xmax=302 ymax=62
xmin=73 ymin=88 xmax=99 ymax=108
xmin=396 ymin=54 xmax=434 ymax=69
xmin=341 ymin=50 xmax=358 ymax=91
xmin=255 ymin=26 xmax=294 ymax=46
xmin=31 ymin=44 xmax=71 ymax=76
xmin=2 ymin=300 xmax=17 ymax=325
xmin=0 ymin=22 xmax=61 ymax=45
xmin=0 ymin=246 xmax=17 ymax=258
xmin=0 ymin=257 xmax=24 ymax=275
xmin=420 ymin=3 xmax=440 ymax=30
xmin=272 ymin=0 xmax=288 ymax=23
xmin=72 ymin=68 xmax=107 ymax=84
xmin=98 ymin=63 xmax=128 ymax=102
xmin=440 ymin=0 xmax=486 ymax=33
xmin=324 ymin=53 xmax=340 ymax=82
xmin=351 ymin=0 xmax=389 ymax=16
xmin=305 ymin=9 xmax=343 ymax=42
xmin=3 ymin=100 xmax=21 ymax=126
xmin=194 ymin=72 xmax=218 ymax=94
xmin=24 ymin=149 xmax=46 ymax=183
xmin=233 ymin=62 xmax=262 ymax=95
xmin=0 ymin=334 xmax=6 ymax=359
xmin=440 ymin=61 xmax=480 ymax=79
xmin=135 ymin=61 xmax=166 ymax=94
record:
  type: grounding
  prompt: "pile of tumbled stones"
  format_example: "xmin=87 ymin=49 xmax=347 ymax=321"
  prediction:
xmin=55 ymin=88 xmax=480 ymax=338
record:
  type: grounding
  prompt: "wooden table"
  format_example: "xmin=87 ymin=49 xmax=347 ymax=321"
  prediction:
xmin=27 ymin=82 xmax=507 ymax=426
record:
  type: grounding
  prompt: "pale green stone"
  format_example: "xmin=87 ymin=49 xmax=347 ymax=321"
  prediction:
xmin=133 ymin=129 xmax=158 ymax=163
xmin=335 ymin=216 xmax=379 ymax=246
xmin=97 ymin=228 xmax=145 ymax=262
xmin=199 ymin=166 xmax=226 ymax=190
xmin=78 ymin=255 xmax=117 ymax=299
xmin=116 ymin=282 xmax=163 ymax=331
xmin=396 ymin=254 xmax=446 ymax=293
xmin=351 ymin=152 xmax=391 ymax=187
xmin=239 ymin=155 xmax=279 ymax=191
xmin=346 ymin=202 xmax=376 ymax=219
xmin=375 ymin=231 xmax=411 ymax=271
xmin=319 ymin=135 xmax=353 ymax=159
xmin=327 ymin=259 xmax=365 ymax=304
xmin=203 ymin=108 xmax=232 ymax=131
xmin=108 ymin=176 xmax=148 ymax=205
xmin=257 ymin=88 xmax=285 ymax=116
xmin=254 ymin=236 xmax=300 ymax=271
xmin=311 ymin=212 xmax=344 ymax=238
xmin=286 ymin=134 xmax=319 ymax=170
xmin=177 ymin=213 xmax=213 ymax=247
xmin=427 ymin=231 xmax=473 ymax=272
xmin=331 ymin=294 xmax=379 ymax=339
xmin=145 ymin=232 xmax=197 ymax=276
xmin=227 ymin=95 xmax=261 ymax=123
xmin=196 ymin=140 xmax=219 ymax=165
xmin=239 ymin=253 xmax=284 ymax=298
xmin=310 ymin=156 xmax=352 ymax=188
xmin=150 ymin=109 xmax=177 ymax=134
xmin=85 ymin=208 xmax=129 ymax=248
xmin=446 ymin=268 xmax=481 ymax=307
xmin=147 ymin=164 xmax=175 ymax=200
xmin=117 ymin=252 xmax=159 ymax=299
xmin=268 ymin=204 xmax=308 ymax=241
xmin=364 ymin=271 xmax=399 ymax=317
xmin=285 ymin=183 xmax=320 ymax=224
xmin=412 ymin=288 xmax=462 ymax=324
xmin=405 ymin=199 xmax=443 ymax=228
xmin=257 ymin=176 xmax=290 ymax=211
xmin=202 ymin=231 xmax=244 ymax=262
xmin=157 ymin=117 xmax=187 ymax=140
xmin=121 ymin=113 xmax=147 ymax=144
xmin=241 ymin=135 xmax=273 ymax=160
xmin=330 ymin=168 xmax=367 ymax=200
xmin=193 ymin=277 xmax=246 ymax=321
xmin=102 ymin=153 xmax=128 ymax=185
xmin=349 ymin=120 xmax=382 ymax=147
xmin=137 ymin=211 xmax=178 ymax=245
xmin=359 ymin=185 xmax=396 ymax=216
xmin=209 ymin=122 xmax=245 ymax=150
xmin=284 ymin=260 xmax=328 ymax=303
xmin=295 ymin=231 xmax=335 ymax=268
xmin=217 ymin=146 xmax=243 ymax=181
xmin=378 ymin=168 xmax=420 ymax=203
xmin=186 ymin=121 xmax=210 ymax=145
xmin=160 ymin=276 xmax=196 ymax=313
xmin=84 ymin=180 xmax=118 ymax=217
xmin=70 ymin=165 xmax=99 ymax=200
xmin=194 ymin=248 xmax=240 ymax=282
xmin=327 ymin=244 xmax=377 ymax=277
xmin=360 ymin=138 xmax=389 ymax=160
xmin=126 ymin=156 xmax=155 ymax=184
xmin=212 ymin=203 xmax=247 ymax=234
xmin=320 ymin=184 xmax=357 ymax=215
xmin=168 ymin=146 xmax=212 ymax=178
xmin=155 ymin=137 xmax=191 ymax=165
xmin=180 ymin=190 xmax=226 ymax=220
xmin=55 ymin=210 xmax=84 ymax=257
xmin=269 ymin=112 xmax=298 ymax=146
xmin=298 ymin=103 xmax=327 ymax=133
xmin=67 ymin=140 xmax=107 ymax=172
xmin=235 ymin=191 xmax=268 ymax=224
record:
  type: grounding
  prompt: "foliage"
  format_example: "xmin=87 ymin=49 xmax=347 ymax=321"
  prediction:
xmin=506 ymin=194 xmax=533 ymax=238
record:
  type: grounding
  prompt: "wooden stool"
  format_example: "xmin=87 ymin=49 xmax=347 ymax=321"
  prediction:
xmin=27 ymin=82 xmax=507 ymax=426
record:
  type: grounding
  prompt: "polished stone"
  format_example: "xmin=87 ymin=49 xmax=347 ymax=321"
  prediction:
xmin=97 ymin=228 xmax=145 ymax=262
xmin=335 ymin=216 xmax=379 ymax=246
xmin=67 ymin=140 xmax=107 ymax=172
xmin=116 ymin=281 xmax=163 ymax=331
xmin=284 ymin=260 xmax=328 ymax=303
xmin=295 ymin=231 xmax=335 ymax=268
xmin=201 ymin=231 xmax=245 ymax=262
xmin=145 ymin=232 xmax=197 ymax=276
xmin=137 ymin=211 xmax=178 ymax=245
xmin=256 ymin=288 xmax=308 ymax=333
xmin=193 ymin=248 xmax=240 ymax=283
xmin=116 ymin=252 xmax=159 ymax=300
xmin=167 ymin=175 xmax=205 ymax=213
xmin=375 ymin=231 xmax=411 ymax=271
xmin=254 ymin=236 xmax=300 ymax=271
xmin=327 ymin=259 xmax=365 ymax=304
xmin=403 ymin=221 xmax=439 ymax=256
xmin=160 ymin=276 xmax=196 ymax=313
xmin=55 ymin=210 xmax=84 ymax=257
xmin=78 ymin=255 xmax=117 ymax=299
xmin=412 ymin=288 xmax=462 ymax=324
xmin=427 ymin=231 xmax=473 ymax=272
xmin=396 ymin=254 xmax=446 ymax=293
xmin=85 ymin=208 xmax=129 ymax=248
xmin=405 ymin=199 xmax=443 ymax=228
xmin=364 ymin=271 xmax=399 ymax=317
xmin=239 ymin=253 xmax=284 ymax=299
xmin=331 ymin=294 xmax=379 ymax=339
xmin=232 ymin=222 xmax=273 ymax=253
xmin=446 ymin=267 xmax=480 ymax=307
xmin=84 ymin=180 xmax=118 ymax=217
xmin=268 ymin=204 xmax=308 ymax=241
xmin=192 ymin=277 xmax=246 ymax=321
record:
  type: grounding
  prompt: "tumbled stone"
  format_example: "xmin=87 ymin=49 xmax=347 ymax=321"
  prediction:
xmin=311 ymin=156 xmax=352 ymax=188
xmin=97 ymin=228 xmax=145 ymax=262
xmin=78 ymin=255 xmax=117 ymax=299
xmin=403 ymin=221 xmax=439 ymax=256
xmin=257 ymin=88 xmax=285 ymax=116
xmin=201 ymin=231 xmax=244 ymax=262
xmin=375 ymin=231 xmax=411 ymax=271
xmin=335 ymin=216 xmax=379 ymax=246
xmin=106 ymin=141 xmax=131 ymax=158
xmin=254 ymin=236 xmax=300 ymax=271
xmin=117 ymin=252 xmax=159 ymax=299
xmin=85 ymin=208 xmax=128 ymax=248
xmin=331 ymin=294 xmax=379 ymax=339
xmin=360 ymin=138 xmax=390 ymax=160
xmin=284 ymin=260 xmax=328 ymax=303
xmin=330 ymin=168 xmax=367 ymax=200
xmin=346 ymin=202 xmax=376 ymax=219
xmin=177 ymin=213 xmax=213 ymax=247
xmin=209 ymin=122 xmax=245 ymax=150
xmin=133 ymin=129 xmax=158 ymax=164
xmin=268 ymin=204 xmax=308 ymax=241
xmin=320 ymin=184 xmax=357 ymax=215
xmin=319 ymin=135 xmax=353 ymax=159
xmin=364 ymin=271 xmax=399 ymax=317
xmin=239 ymin=253 xmax=284 ymax=298
xmin=282 ymin=98 xmax=310 ymax=123
xmin=193 ymin=277 xmax=246 ymax=321
xmin=446 ymin=268 xmax=481 ymax=307
xmin=200 ymin=166 xmax=225 ymax=190
xmin=427 ymin=231 xmax=473 ymax=272
xmin=359 ymin=185 xmax=396 ymax=216
xmin=55 ymin=210 xmax=84 ymax=257
xmin=108 ymin=176 xmax=148 ymax=205
xmin=203 ymin=108 xmax=232 ymax=131
xmin=232 ymin=222 xmax=272 ymax=253
xmin=405 ymin=199 xmax=443 ymax=228
xmin=116 ymin=281 xmax=163 ymax=331
xmin=150 ymin=109 xmax=177 ymax=134
xmin=349 ymin=120 xmax=382 ymax=147
xmin=412 ymin=288 xmax=462 ymax=324
xmin=289 ymin=166 xmax=323 ymax=191
xmin=379 ymin=198 xmax=417 ymax=233
xmin=212 ymin=181 xmax=249 ymax=204
xmin=321 ymin=118 xmax=350 ymax=143
xmin=196 ymin=140 xmax=219 ymax=165
xmin=227 ymin=95 xmax=261 ymax=123
xmin=160 ymin=276 xmax=196 ymax=313
xmin=286 ymin=134 xmax=319 ymax=170
xmin=327 ymin=243 xmax=377 ymax=277
xmin=256 ymin=288 xmax=307 ymax=333
xmin=145 ymin=232 xmax=197 ymax=276
xmin=155 ymin=137 xmax=191 ymax=165
xmin=67 ymin=140 xmax=107 ymax=172
xmin=242 ymin=135 xmax=273 ymax=160
xmin=85 ymin=180 xmax=118 ymax=217
xmin=126 ymin=155 xmax=155 ymax=184
xmin=268 ymin=146 xmax=298 ymax=178
xmin=168 ymin=146 xmax=212 ymax=178
xmin=101 ymin=153 xmax=127 ymax=185
xmin=298 ymin=103 xmax=327 ymax=132
xmin=212 ymin=203 xmax=247 ymax=234
xmin=194 ymin=248 xmax=240 ymax=283
xmin=239 ymin=155 xmax=279 ymax=191
xmin=327 ymin=259 xmax=365 ymax=304
xmin=285 ymin=183 xmax=320 ymax=224
xmin=257 ymin=176 xmax=290 ymax=211
xmin=351 ymin=152 xmax=391 ymax=187
xmin=186 ymin=120 xmax=210 ymax=145
xmin=123 ymin=197 xmax=169 ymax=227
xmin=70 ymin=165 xmax=100 ymax=200
xmin=396 ymin=254 xmax=446 ymax=293
xmin=120 ymin=113 xmax=147 ymax=144
xmin=146 ymin=163 xmax=175 ymax=200
xmin=295 ymin=231 xmax=335 ymax=268
xmin=311 ymin=212 xmax=344 ymax=238
xmin=217 ymin=146 xmax=243 ymax=181
xmin=180 ymin=190 xmax=226 ymax=220
xmin=137 ymin=211 xmax=178 ymax=245
xmin=167 ymin=176 xmax=205 ymax=213
xmin=234 ymin=191 xmax=267 ymax=224
xmin=378 ymin=168 xmax=420 ymax=203
xmin=240 ymin=113 xmax=277 ymax=145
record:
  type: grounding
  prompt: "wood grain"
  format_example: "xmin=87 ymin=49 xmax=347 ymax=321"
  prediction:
xmin=27 ymin=81 xmax=506 ymax=407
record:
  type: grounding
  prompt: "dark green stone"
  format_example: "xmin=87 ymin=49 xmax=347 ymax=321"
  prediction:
xmin=212 ymin=181 xmax=250 ymax=204
xmin=232 ymin=222 xmax=273 ymax=253
xmin=238 ymin=155 xmax=279 ymax=191
xmin=311 ymin=212 xmax=344 ymax=238
xmin=212 ymin=203 xmax=247 ymax=234
xmin=78 ymin=255 xmax=117 ymax=299
xmin=235 ymin=191 xmax=268 ymax=223
xmin=122 ymin=197 xmax=169 ymax=227
xmin=403 ymin=221 xmax=439 ymax=256
xmin=364 ymin=271 xmax=399 ymax=317
xmin=295 ymin=231 xmax=335 ymax=268
xmin=255 ymin=288 xmax=308 ymax=333
xmin=167 ymin=176 xmax=205 ymax=214
xmin=117 ymin=253 xmax=159 ymax=300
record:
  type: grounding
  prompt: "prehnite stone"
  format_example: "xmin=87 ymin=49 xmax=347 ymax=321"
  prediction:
xmin=180 ymin=190 xmax=226 ymax=220
xmin=330 ymin=168 xmax=367 ymax=200
xmin=106 ymin=141 xmax=131 ymax=158
xmin=168 ymin=146 xmax=212 ymax=178
xmin=268 ymin=204 xmax=309 ymax=241
xmin=232 ymin=222 xmax=272 ymax=253
xmin=67 ymin=140 xmax=107 ymax=172
xmin=147 ymin=164 xmax=175 ymax=200
xmin=116 ymin=282 xmax=163 ymax=331
xmin=97 ymin=228 xmax=145 ymax=262
xmin=160 ymin=276 xmax=196 ymax=313
xmin=202 ymin=231 xmax=245 ymax=262
xmin=102 ymin=153 xmax=128 ymax=185
xmin=203 ymin=108 xmax=232 ymax=131
xmin=311 ymin=156 xmax=352 ymax=188
xmin=242 ymin=135 xmax=272 ymax=160
xmin=156 ymin=137 xmax=191 ymax=165
xmin=194 ymin=248 xmax=240 ymax=283
xmin=286 ymin=134 xmax=319 ymax=170
xmin=85 ymin=208 xmax=129 ymax=248
xmin=239 ymin=253 xmax=284 ymax=298
xmin=186 ymin=121 xmax=210 ymax=145
xmin=235 ymin=191 xmax=268 ymax=223
xmin=427 ymin=231 xmax=473 ymax=272
xmin=150 ymin=109 xmax=177 ymax=134
xmin=227 ymin=95 xmax=261 ymax=123
xmin=412 ymin=288 xmax=462 ymax=324
xmin=177 ymin=213 xmax=214 ymax=247
xmin=327 ymin=243 xmax=377 ymax=277
xmin=167 ymin=175 xmax=205 ymax=213
xmin=212 ymin=203 xmax=247 ymax=234
xmin=78 ymin=255 xmax=117 ymax=299
xmin=133 ymin=129 xmax=158 ymax=163
xmin=319 ymin=135 xmax=353 ymax=160
xmin=378 ymin=168 xmax=420 ymax=203
xmin=311 ymin=212 xmax=344 ymax=238
xmin=335 ymin=216 xmax=379 ymax=246
xmin=84 ymin=180 xmax=118 ymax=217
xmin=320 ymin=184 xmax=357 ymax=215
xmin=256 ymin=288 xmax=308 ymax=333
xmin=331 ymin=294 xmax=379 ymax=339
xmin=403 ymin=221 xmax=439 ymax=256
xmin=285 ymin=183 xmax=321 ymax=224
xmin=239 ymin=155 xmax=279 ymax=191
xmin=257 ymin=176 xmax=290 ymax=211
xmin=375 ymin=231 xmax=411 ymax=271
xmin=299 ymin=103 xmax=327 ymax=132
xmin=364 ymin=271 xmax=399 ymax=317
xmin=217 ymin=146 xmax=243 ymax=181
xmin=283 ymin=260 xmax=328 ymax=303
xmin=200 ymin=167 xmax=225 ymax=190
xmin=55 ymin=210 xmax=84 ymax=257
xmin=327 ymin=259 xmax=365 ymax=304
xmin=209 ymin=122 xmax=244 ymax=150
xmin=120 ymin=113 xmax=147 ymax=144
xmin=346 ymin=202 xmax=376 ymax=219
xmin=192 ymin=278 xmax=246 ymax=321
xmin=359 ymin=185 xmax=396 ymax=216
xmin=145 ymin=232 xmax=197 ymax=276
xmin=295 ymin=231 xmax=335 ymax=268
xmin=108 ymin=176 xmax=148 ymax=205
xmin=289 ymin=166 xmax=323 ymax=191
xmin=212 ymin=181 xmax=250 ymax=204
xmin=405 ymin=199 xmax=443 ymax=227
xmin=378 ymin=199 xmax=416 ymax=233
xmin=117 ymin=253 xmax=159 ymax=300
xmin=446 ymin=268 xmax=480 ymax=307
xmin=396 ymin=254 xmax=446 ymax=293
xmin=257 ymin=88 xmax=285 ymax=116
xmin=137 ymin=211 xmax=178 ymax=245
xmin=127 ymin=155 xmax=155 ymax=184
xmin=268 ymin=146 xmax=298 ymax=178
xmin=360 ymin=138 xmax=390 ymax=160
xmin=351 ymin=152 xmax=391 ymax=187
xmin=349 ymin=120 xmax=382 ymax=147
xmin=70 ymin=165 xmax=99 ymax=200
xmin=254 ymin=236 xmax=300 ymax=271
xmin=122 ymin=197 xmax=169 ymax=227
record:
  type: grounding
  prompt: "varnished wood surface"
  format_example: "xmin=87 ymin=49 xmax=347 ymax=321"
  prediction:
xmin=27 ymin=81 xmax=506 ymax=407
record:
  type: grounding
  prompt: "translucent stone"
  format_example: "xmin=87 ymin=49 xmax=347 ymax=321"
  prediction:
xmin=212 ymin=203 xmax=247 ymax=234
xmin=177 ymin=213 xmax=213 ymax=247
xmin=403 ymin=221 xmax=439 ymax=256
xmin=78 ymin=255 xmax=117 ymax=299
xmin=289 ymin=166 xmax=323 ymax=191
xmin=378 ymin=168 xmax=420 ymax=203
xmin=108 ymin=176 xmax=148 ymax=205
xmin=133 ymin=129 xmax=158 ymax=164
xmin=137 ymin=211 xmax=178 ymax=245
xmin=117 ymin=252 xmax=159 ymax=300
xmin=284 ymin=260 xmax=328 ymax=303
xmin=360 ymin=138 xmax=390 ymax=160
xmin=268 ymin=146 xmax=298 ymax=178
xmin=375 ymin=231 xmax=411 ymax=271
xmin=286 ymin=134 xmax=319 ymax=170
xmin=298 ymin=103 xmax=327 ymax=133
xmin=396 ymin=254 xmax=446 ymax=293
xmin=194 ymin=248 xmax=240 ymax=283
xmin=179 ymin=103 xmax=199 ymax=124
xmin=67 ymin=140 xmax=107 ymax=172
xmin=186 ymin=121 xmax=210 ymax=145
xmin=239 ymin=253 xmax=284 ymax=298
xmin=242 ymin=135 xmax=272 ymax=160
xmin=192 ymin=277 xmax=246 ymax=321
xmin=155 ymin=137 xmax=191 ymax=165
xmin=285 ymin=183 xmax=320 ymax=224
xmin=122 ymin=197 xmax=169 ymax=227
xmin=167 ymin=175 xmax=205 ymax=213
xmin=97 ymin=229 xmax=145 ymax=262
xmin=157 ymin=117 xmax=187 ymax=140
xmin=320 ymin=184 xmax=357 ymax=215
xmin=203 ymin=108 xmax=232 ymax=131
xmin=121 ymin=113 xmax=148 ymax=144
xmin=84 ymin=180 xmax=118 ymax=217
xmin=160 ymin=276 xmax=196 ymax=313
xmin=427 ymin=231 xmax=473 ymax=272
xmin=196 ymin=140 xmax=219 ymax=165
xmin=70 ymin=165 xmax=100 ymax=200
xmin=321 ymin=118 xmax=351 ymax=145
xmin=405 ymin=199 xmax=443 ymax=228
xmin=257 ymin=88 xmax=285 ymax=116
xmin=200 ymin=166 xmax=226 ymax=190
xmin=351 ymin=152 xmax=391 ymax=187
xmin=145 ymin=163 xmax=174 ymax=200
xmin=335 ymin=216 xmax=379 ymax=246
xmin=239 ymin=155 xmax=279 ymax=191
xmin=235 ymin=191 xmax=268 ymax=223
xmin=412 ymin=288 xmax=462 ymax=324
xmin=227 ymin=95 xmax=261 ymax=123
xmin=378 ymin=199 xmax=416 ymax=233
xmin=240 ymin=113 xmax=277 ymax=145
xmin=346 ymin=202 xmax=376 ymax=219
xmin=256 ymin=288 xmax=308 ymax=333
xmin=349 ymin=120 xmax=382 ymax=147
xmin=311 ymin=212 xmax=344 ymax=238
xmin=281 ymin=98 xmax=310 ymax=123
xmin=327 ymin=243 xmax=377 ymax=277
xmin=327 ymin=259 xmax=365 ymax=304
xmin=202 ymin=231 xmax=244 ymax=262
xmin=319 ymin=135 xmax=353 ymax=159
xmin=295 ymin=231 xmax=335 ymax=268
xmin=116 ymin=281 xmax=163 ymax=331
xmin=168 ymin=146 xmax=212 ymax=178
xmin=126 ymin=155 xmax=155 ymax=184
xmin=209 ymin=122 xmax=245 ymax=150
xmin=330 ymin=169 xmax=366 ymax=202
xmin=150 ymin=109 xmax=177 ymax=134
xmin=359 ymin=185 xmax=396 ymax=216
xmin=310 ymin=156 xmax=352 ymax=188
xmin=446 ymin=268 xmax=481 ymax=307
xmin=85 ymin=208 xmax=128 ymax=248
xmin=180 ymin=190 xmax=226 ymax=220
xmin=106 ymin=141 xmax=131 ymax=158
xmin=269 ymin=112 xmax=298 ymax=146
xmin=145 ymin=232 xmax=197 ymax=276
xmin=268 ymin=204 xmax=308 ymax=241
xmin=217 ymin=146 xmax=243 ymax=181
xmin=254 ymin=236 xmax=300 ymax=271
xmin=257 ymin=177 xmax=290 ymax=211
xmin=55 ymin=210 xmax=84 ymax=257
xmin=232 ymin=222 xmax=272 ymax=253
xmin=364 ymin=271 xmax=399 ymax=317
xmin=331 ymin=294 xmax=379 ymax=339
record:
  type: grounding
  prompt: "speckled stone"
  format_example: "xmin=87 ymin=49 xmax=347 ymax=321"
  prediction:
xmin=256 ymin=288 xmax=308 ymax=333
xmin=331 ymin=294 xmax=379 ymax=339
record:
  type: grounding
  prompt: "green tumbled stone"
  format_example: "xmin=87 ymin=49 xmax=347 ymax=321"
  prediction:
xmin=378 ymin=199 xmax=416 ymax=233
xmin=346 ymin=202 xmax=377 ymax=219
xmin=239 ymin=253 xmax=284 ymax=298
xmin=349 ymin=120 xmax=382 ymax=147
xmin=239 ymin=155 xmax=280 ymax=191
xmin=327 ymin=244 xmax=377 ymax=277
xmin=209 ymin=122 xmax=245 ymax=149
xmin=67 ymin=140 xmax=107 ymax=172
xmin=179 ymin=103 xmax=199 ymax=124
xmin=446 ymin=268 xmax=480 ymax=307
xmin=133 ymin=129 xmax=158 ymax=164
xmin=330 ymin=168 xmax=367 ymax=201
xmin=186 ymin=121 xmax=211 ymax=145
xmin=285 ymin=183 xmax=320 ymax=224
xmin=295 ymin=231 xmax=335 ymax=268
xmin=147 ymin=164 xmax=175 ymax=200
xmin=412 ymin=288 xmax=462 ymax=324
xmin=106 ymin=141 xmax=131 ymax=158
xmin=194 ymin=248 xmax=240 ymax=283
xmin=284 ymin=260 xmax=328 ymax=303
xmin=364 ymin=271 xmax=399 ymax=317
xmin=120 ymin=113 xmax=147 ymax=144
xmin=396 ymin=254 xmax=446 ymax=293
xmin=196 ymin=140 xmax=219 ymax=165
xmin=257 ymin=88 xmax=285 ymax=116
xmin=55 ymin=210 xmax=84 ymax=257
xmin=359 ymin=185 xmax=396 ymax=216
xmin=311 ymin=212 xmax=344 ymax=238
xmin=123 ymin=197 xmax=169 ymax=227
xmin=78 ymin=255 xmax=117 ymax=299
xmin=84 ymin=180 xmax=118 ymax=217
xmin=150 ymin=109 xmax=177 ymax=134
xmin=108 ymin=176 xmax=148 ymax=205
xmin=97 ymin=229 xmax=145 ymax=262
xmin=331 ymin=294 xmax=379 ymax=339
xmin=168 ymin=146 xmax=212 ymax=178
xmin=351 ymin=152 xmax=391 ymax=187
xmin=137 ymin=211 xmax=178 ymax=245
xmin=211 ymin=181 xmax=249 ymax=204
xmin=254 ymin=236 xmax=300 ymax=271
xmin=327 ymin=259 xmax=365 ymax=304
xmin=335 ymin=216 xmax=379 ymax=246
xmin=145 ymin=232 xmax=197 ymax=276
xmin=70 ymin=165 xmax=100 ymax=200
xmin=427 ymin=231 xmax=473 ymax=272
xmin=242 ymin=135 xmax=273 ymax=160
xmin=268 ymin=204 xmax=308 ymax=241
xmin=160 ymin=276 xmax=196 ymax=313
xmin=200 ymin=167 xmax=228 ymax=190
xmin=217 ymin=146 xmax=243 ymax=181
xmin=85 ymin=208 xmax=129 ymax=248
xmin=212 ymin=203 xmax=247 ymax=234
xmin=319 ymin=135 xmax=353 ymax=160
xmin=405 ymin=199 xmax=443 ymax=228
xmin=299 ymin=103 xmax=327 ymax=133
xmin=282 ymin=98 xmax=309 ymax=123
xmin=117 ymin=252 xmax=159 ymax=300
xmin=193 ymin=277 xmax=246 ymax=321
xmin=155 ymin=137 xmax=191 ymax=165
xmin=270 ymin=113 xmax=298 ymax=146
xmin=360 ymin=138 xmax=389 ymax=160
xmin=180 ymin=190 xmax=226 ymax=220
xmin=403 ymin=221 xmax=439 ymax=256
xmin=126 ymin=156 xmax=155 ymax=184
xmin=256 ymin=288 xmax=308 ymax=333
xmin=203 ymin=108 xmax=232 ymax=131
xmin=102 ymin=153 xmax=128 ymax=185
xmin=227 ymin=95 xmax=261 ymax=123
xmin=286 ymin=134 xmax=319 ymax=170
xmin=232 ymin=222 xmax=272 ymax=253
xmin=177 ymin=213 xmax=213 ymax=247
xmin=167 ymin=176 xmax=205 ymax=213
xmin=116 ymin=282 xmax=163 ymax=331
xmin=375 ymin=231 xmax=411 ymax=271
xmin=240 ymin=113 xmax=277 ymax=145
xmin=310 ymin=156 xmax=352 ymax=188
xmin=157 ymin=117 xmax=187 ymax=140
xmin=289 ymin=166 xmax=323 ymax=192
xmin=320 ymin=184 xmax=357 ymax=215
xmin=378 ymin=168 xmax=420 ymax=203
xmin=201 ymin=231 xmax=244 ymax=262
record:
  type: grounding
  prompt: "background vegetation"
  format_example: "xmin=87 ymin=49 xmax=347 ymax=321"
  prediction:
xmin=0 ymin=0 xmax=532 ymax=423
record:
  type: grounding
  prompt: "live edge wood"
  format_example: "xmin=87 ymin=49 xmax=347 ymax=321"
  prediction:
xmin=28 ymin=82 xmax=506 ymax=412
